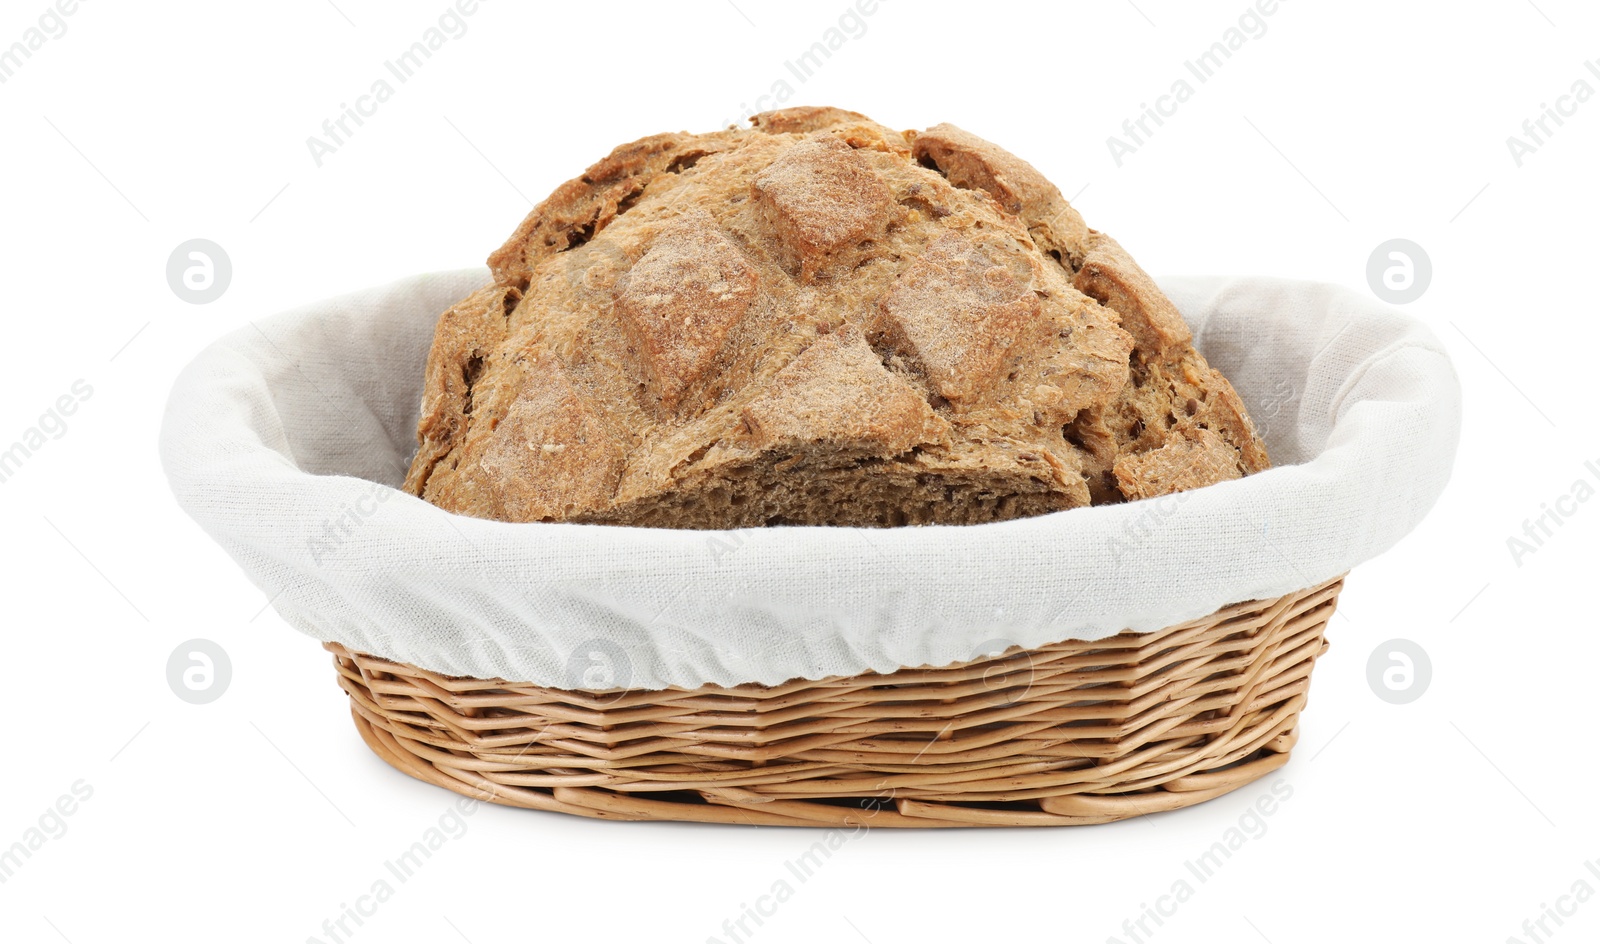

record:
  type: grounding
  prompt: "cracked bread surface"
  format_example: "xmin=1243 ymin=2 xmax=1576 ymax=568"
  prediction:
xmin=403 ymin=107 xmax=1269 ymax=528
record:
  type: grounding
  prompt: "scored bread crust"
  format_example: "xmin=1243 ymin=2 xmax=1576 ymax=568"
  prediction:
xmin=403 ymin=107 xmax=1269 ymax=528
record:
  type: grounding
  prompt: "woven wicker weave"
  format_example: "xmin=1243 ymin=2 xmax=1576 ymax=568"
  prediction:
xmin=326 ymin=575 xmax=1343 ymax=827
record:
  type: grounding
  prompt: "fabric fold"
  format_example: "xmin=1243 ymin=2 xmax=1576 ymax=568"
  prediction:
xmin=160 ymin=268 xmax=1462 ymax=690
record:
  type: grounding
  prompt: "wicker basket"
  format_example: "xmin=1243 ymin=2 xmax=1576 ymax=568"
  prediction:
xmin=326 ymin=574 xmax=1343 ymax=827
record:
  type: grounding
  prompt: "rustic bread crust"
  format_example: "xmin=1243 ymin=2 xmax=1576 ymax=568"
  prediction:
xmin=406 ymin=107 xmax=1269 ymax=527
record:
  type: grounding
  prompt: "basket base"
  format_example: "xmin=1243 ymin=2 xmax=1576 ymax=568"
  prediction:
xmin=348 ymin=704 xmax=1300 ymax=827
xmin=329 ymin=576 xmax=1342 ymax=827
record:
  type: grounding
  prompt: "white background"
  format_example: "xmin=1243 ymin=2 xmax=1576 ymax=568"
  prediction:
xmin=1 ymin=1 xmax=1595 ymax=942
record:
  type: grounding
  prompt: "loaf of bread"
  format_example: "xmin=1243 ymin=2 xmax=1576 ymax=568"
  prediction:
xmin=403 ymin=107 xmax=1269 ymax=527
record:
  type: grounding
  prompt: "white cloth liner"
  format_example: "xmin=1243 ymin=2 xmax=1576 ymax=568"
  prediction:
xmin=159 ymin=269 xmax=1461 ymax=691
